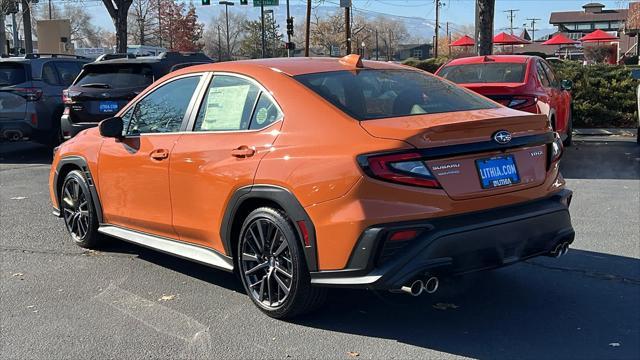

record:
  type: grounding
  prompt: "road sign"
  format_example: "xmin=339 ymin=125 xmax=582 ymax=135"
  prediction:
xmin=202 ymin=0 xmax=211 ymax=5
xmin=240 ymin=0 xmax=248 ymax=4
xmin=253 ymin=0 xmax=279 ymax=7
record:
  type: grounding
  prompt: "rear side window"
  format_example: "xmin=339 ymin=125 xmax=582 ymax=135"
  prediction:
xmin=194 ymin=75 xmax=260 ymax=131
xmin=0 ymin=63 xmax=27 ymax=86
xmin=295 ymin=69 xmax=497 ymax=120
xmin=536 ymin=62 xmax=551 ymax=87
xmin=438 ymin=63 xmax=526 ymax=84
xmin=75 ymin=64 xmax=154 ymax=89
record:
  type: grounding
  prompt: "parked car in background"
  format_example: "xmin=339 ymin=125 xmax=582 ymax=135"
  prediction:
xmin=436 ymin=55 xmax=574 ymax=146
xmin=61 ymin=52 xmax=213 ymax=140
xmin=0 ymin=54 xmax=89 ymax=146
xmin=50 ymin=56 xmax=573 ymax=318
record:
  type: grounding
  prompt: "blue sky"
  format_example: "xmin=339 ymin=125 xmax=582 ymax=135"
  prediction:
xmin=46 ymin=0 xmax=633 ymax=34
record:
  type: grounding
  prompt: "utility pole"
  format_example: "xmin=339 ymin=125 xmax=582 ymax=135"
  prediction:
xmin=219 ymin=1 xmax=234 ymax=61
xmin=260 ymin=0 xmax=265 ymax=58
xmin=305 ymin=0 xmax=310 ymax=56
xmin=504 ymin=9 xmax=519 ymax=34
xmin=11 ymin=11 xmax=18 ymax=55
xmin=22 ymin=0 xmax=33 ymax=54
xmin=48 ymin=0 xmax=52 ymax=19
xmin=285 ymin=0 xmax=291 ymax=57
xmin=157 ymin=0 xmax=162 ymax=47
xmin=434 ymin=0 xmax=440 ymax=58
xmin=446 ymin=21 xmax=450 ymax=57
xmin=345 ymin=4 xmax=351 ymax=54
xmin=526 ymin=17 xmax=540 ymax=41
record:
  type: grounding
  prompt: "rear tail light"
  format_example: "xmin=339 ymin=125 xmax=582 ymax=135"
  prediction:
xmin=507 ymin=96 xmax=537 ymax=110
xmin=549 ymin=132 xmax=564 ymax=164
xmin=389 ymin=229 xmax=420 ymax=242
xmin=13 ymin=88 xmax=43 ymax=101
xmin=359 ymin=152 xmax=441 ymax=188
xmin=62 ymin=89 xmax=80 ymax=104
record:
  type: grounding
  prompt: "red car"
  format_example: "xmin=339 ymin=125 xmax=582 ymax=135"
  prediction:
xmin=436 ymin=55 xmax=573 ymax=146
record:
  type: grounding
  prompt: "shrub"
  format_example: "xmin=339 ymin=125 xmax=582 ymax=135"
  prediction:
xmin=402 ymin=57 xmax=448 ymax=73
xmin=551 ymin=61 xmax=638 ymax=128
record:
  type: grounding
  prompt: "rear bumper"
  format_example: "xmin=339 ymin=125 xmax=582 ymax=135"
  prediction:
xmin=60 ymin=114 xmax=98 ymax=139
xmin=0 ymin=120 xmax=34 ymax=139
xmin=310 ymin=189 xmax=574 ymax=289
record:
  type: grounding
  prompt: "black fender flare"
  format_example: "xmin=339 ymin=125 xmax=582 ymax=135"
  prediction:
xmin=54 ymin=156 xmax=104 ymax=223
xmin=220 ymin=185 xmax=318 ymax=272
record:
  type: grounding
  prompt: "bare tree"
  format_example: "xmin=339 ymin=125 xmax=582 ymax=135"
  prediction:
xmin=102 ymin=0 xmax=133 ymax=53
xmin=0 ymin=0 xmax=11 ymax=55
xmin=32 ymin=3 xmax=106 ymax=48
xmin=203 ymin=10 xmax=247 ymax=60
xmin=128 ymin=0 xmax=157 ymax=46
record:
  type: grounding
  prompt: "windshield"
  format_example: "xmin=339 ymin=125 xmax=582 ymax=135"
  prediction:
xmin=438 ymin=63 xmax=527 ymax=84
xmin=0 ymin=63 xmax=27 ymax=86
xmin=75 ymin=64 xmax=154 ymax=89
xmin=294 ymin=69 xmax=498 ymax=120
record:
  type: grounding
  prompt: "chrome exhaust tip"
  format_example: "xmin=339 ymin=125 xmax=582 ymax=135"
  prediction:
xmin=400 ymin=280 xmax=424 ymax=297
xmin=424 ymin=276 xmax=439 ymax=294
xmin=552 ymin=243 xmax=564 ymax=258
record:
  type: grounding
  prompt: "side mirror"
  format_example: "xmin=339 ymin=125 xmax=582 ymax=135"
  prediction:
xmin=561 ymin=79 xmax=573 ymax=91
xmin=99 ymin=116 xmax=124 ymax=138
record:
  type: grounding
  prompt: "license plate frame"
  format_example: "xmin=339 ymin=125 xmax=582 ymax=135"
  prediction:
xmin=98 ymin=101 xmax=119 ymax=114
xmin=476 ymin=154 xmax=521 ymax=189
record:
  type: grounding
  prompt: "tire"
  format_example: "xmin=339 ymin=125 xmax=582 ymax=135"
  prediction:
xmin=563 ymin=110 xmax=573 ymax=147
xmin=60 ymin=170 xmax=102 ymax=249
xmin=237 ymin=207 xmax=326 ymax=319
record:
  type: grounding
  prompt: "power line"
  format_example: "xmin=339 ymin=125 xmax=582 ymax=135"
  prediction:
xmin=503 ymin=9 xmax=519 ymax=35
xmin=525 ymin=17 xmax=541 ymax=41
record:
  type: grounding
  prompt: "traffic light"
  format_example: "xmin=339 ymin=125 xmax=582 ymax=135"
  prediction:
xmin=201 ymin=0 xmax=211 ymax=5
xmin=240 ymin=0 xmax=248 ymax=4
xmin=286 ymin=17 xmax=294 ymax=36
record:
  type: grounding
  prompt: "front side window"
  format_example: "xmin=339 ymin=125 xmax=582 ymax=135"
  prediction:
xmin=194 ymin=75 xmax=260 ymax=131
xmin=295 ymin=69 xmax=497 ymax=120
xmin=126 ymin=76 xmax=201 ymax=135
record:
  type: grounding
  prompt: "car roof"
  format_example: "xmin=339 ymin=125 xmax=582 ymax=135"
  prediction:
xmin=444 ymin=55 xmax=535 ymax=66
xmin=170 ymin=57 xmax=410 ymax=77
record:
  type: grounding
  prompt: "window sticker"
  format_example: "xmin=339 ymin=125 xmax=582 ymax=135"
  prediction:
xmin=255 ymin=107 xmax=269 ymax=125
xmin=200 ymin=84 xmax=250 ymax=130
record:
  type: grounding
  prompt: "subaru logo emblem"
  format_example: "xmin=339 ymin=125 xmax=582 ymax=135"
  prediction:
xmin=493 ymin=130 xmax=512 ymax=144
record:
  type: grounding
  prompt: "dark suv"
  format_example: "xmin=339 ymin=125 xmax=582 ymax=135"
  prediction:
xmin=61 ymin=52 xmax=213 ymax=139
xmin=0 ymin=54 xmax=89 ymax=146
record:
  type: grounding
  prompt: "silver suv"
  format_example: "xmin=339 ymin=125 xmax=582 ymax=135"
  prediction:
xmin=0 ymin=54 xmax=89 ymax=146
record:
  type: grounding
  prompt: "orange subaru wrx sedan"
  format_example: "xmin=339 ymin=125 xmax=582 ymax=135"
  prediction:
xmin=49 ymin=55 xmax=574 ymax=318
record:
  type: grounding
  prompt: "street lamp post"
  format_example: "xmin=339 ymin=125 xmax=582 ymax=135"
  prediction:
xmin=260 ymin=0 xmax=266 ymax=58
xmin=219 ymin=1 xmax=234 ymax=61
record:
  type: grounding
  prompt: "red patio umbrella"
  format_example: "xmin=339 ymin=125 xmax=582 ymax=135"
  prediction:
xmin=543 ymin=33 xmax=579 ymax=58
xmin=493 ymin=32 xmax=530 ymax=54
xmin=450 ymin=35 xmax=475 ymax=47
xmin=580 ymin=29 xmax=619 ymax=43
xmin=493 ymin=32 xmax=531 ymax=45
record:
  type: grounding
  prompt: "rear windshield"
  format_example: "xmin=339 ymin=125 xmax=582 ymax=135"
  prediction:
xmin=294 ymin=69 xmax=497 ymax=120
xmin=75 ymin=64 xmax=154 ymax=89
xmin=0 ymin=63 xmax=27 ymax=86
xmin=438 ymin=63 xmax=526 ymax=84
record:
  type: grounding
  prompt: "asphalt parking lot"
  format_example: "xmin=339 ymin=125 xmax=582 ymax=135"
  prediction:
xmin=1 ymin=136 xmax=638 ymax=360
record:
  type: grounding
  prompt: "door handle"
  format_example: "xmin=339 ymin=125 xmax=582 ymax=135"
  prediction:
xmin=150 ymin=148 xmax=169 ymax=160
xmin=231 ymin=146 xmax=255 ymax=158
